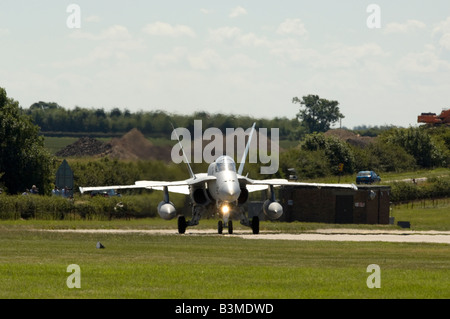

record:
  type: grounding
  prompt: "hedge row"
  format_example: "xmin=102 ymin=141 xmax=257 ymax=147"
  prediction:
xmin=0 ymin=193 xmax=185 ymax=220
xmin=1 ymin=177 xmax=448 ymax=220
xmin=389 ymin=177 xmax=450 ymax=203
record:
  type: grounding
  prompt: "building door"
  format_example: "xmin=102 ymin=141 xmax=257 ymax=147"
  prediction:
xmin=335 ymin=195 xmax=353 ymax=224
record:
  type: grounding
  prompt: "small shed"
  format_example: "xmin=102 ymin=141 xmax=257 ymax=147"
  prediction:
xmin=278 ymin=184 xmax=390 ymax=225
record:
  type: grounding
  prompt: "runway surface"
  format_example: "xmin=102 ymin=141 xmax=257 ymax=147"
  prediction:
xmin=44 ymin=228 xmax=450 ymax=244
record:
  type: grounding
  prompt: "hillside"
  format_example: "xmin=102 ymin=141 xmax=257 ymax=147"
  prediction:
xmin=56 ymin=128 xmax=172 ymax=161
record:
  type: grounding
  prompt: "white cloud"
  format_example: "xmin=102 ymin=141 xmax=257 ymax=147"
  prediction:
xmin=229 ymin=6 xmax=247 ymax=18
xmin=0 ymin=28 xmax=11 ymax=37
xmin=188 ymin=48 xmax=224 ymax=70
xmin=277 ymin=18 xmax=308 ymax=37
xmin=70 ymin=25 xmax=131 ymax=41
xmin=433 ymin=16 xmax=450 ymax=50
xmin=384 ymin=20 xmax=426 ymax=34
xmin=439 ymin=33 xmax=450 ymax=50
xmin=432 ymin=16 xmax=450 ymax=34
xmin=152 ymin=47 xmax=187 ymax=67
xmin=208 ymin=27 xmax=269 ymax=47
xmin=85 ymin=15 xmax=101 ymax=23
xmin=209 ymin=26 xmax=241 ymax=42
xmin=398 ymin=47 xmax=450 ymax=73
xmin=142 ymin=22 xmax=196 ymax=37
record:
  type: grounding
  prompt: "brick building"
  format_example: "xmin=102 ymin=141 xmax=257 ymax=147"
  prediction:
xmin=249 ymin=185 xmax=391 ymax=225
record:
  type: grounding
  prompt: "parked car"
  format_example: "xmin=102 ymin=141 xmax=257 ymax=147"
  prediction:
xmin=356 ymin=171 xmax=381 ymax=184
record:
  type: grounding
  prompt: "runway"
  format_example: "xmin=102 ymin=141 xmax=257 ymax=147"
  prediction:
xmin=44 ymin=228 xmax=450 ymax=244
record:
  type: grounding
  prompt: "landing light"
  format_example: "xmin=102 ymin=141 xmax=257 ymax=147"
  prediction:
xmin=221 ymin=205 xmax=230 ymax=215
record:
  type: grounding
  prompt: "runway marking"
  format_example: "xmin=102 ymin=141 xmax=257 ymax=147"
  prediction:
xmin=41 ymin=228 xmax=450 ymax=244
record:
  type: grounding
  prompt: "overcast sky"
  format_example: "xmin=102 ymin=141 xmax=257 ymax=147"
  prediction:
xmin=1 ymin=1 xmax=450 ymax=128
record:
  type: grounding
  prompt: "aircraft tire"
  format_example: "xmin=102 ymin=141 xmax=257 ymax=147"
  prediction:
xmin=228 ymin=220 xmax=233 ymax=234
xmin=178 ymin=216 xmax=187 ymax=234
xmin=218 ymin=220 xmax=223 ymax=234
xmin=252 ymin=216 xmax=259 ymax=234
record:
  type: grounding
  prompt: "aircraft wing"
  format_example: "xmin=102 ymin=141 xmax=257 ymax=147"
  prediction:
xmin=239 ymin=176 xmax=358 ymax=193
xmin=79 ymin=174 xmax=216 ymax=195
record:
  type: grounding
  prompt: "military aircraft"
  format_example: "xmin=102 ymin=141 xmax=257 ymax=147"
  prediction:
xmin=79 ymin=123 xmax=357 ymax=234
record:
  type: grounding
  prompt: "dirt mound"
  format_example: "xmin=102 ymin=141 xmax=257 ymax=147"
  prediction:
xmin=55 ymin=137 xmax=111 ymax=157
xmin=324 ymin=129 xmax=375 ymax=148
xmin=56 ymin=129 xmax=172 ymax=161
xmin=103 ymin=128 xmax=171 ymax=161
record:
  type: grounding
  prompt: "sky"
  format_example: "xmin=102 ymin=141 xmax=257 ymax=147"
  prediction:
xmin=1 ymin=0 xmax=450 ymax=129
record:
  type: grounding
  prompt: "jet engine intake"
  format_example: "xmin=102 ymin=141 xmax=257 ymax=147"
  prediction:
xmin=263 ymin=199 xmax=283 ymax=220
xmin=237 ymin=187 xmax=249 ymax=205
xmin=191 ymin=188 xmax=211 ymax=206
xmin=157 ymin=201 xmax=176 ymax=220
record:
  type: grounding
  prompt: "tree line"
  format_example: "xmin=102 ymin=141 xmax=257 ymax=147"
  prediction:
xmin=23 ymin=101 xmax=301 ymax=140
xmin=23 ymin=95 xmax=352 ymax=140
xmin=2 ymin=86 xmax=449 ymax=197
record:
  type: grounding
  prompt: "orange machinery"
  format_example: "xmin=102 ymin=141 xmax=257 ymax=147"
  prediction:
xmin=417 ymin=109 xmax=450 ymax=126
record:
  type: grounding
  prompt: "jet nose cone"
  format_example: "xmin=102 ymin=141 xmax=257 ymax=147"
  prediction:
xmin=220 ymin=182 xmax=241 ymax=201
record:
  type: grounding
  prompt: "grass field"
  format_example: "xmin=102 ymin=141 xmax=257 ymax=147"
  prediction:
xmin=0 ymin=228 xmax=448 ymax=299
xmin=1 ymin=199 xmax=449 ymax=299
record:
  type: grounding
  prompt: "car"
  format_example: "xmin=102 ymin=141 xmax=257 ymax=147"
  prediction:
xmin=356 ymin=171 xmax=381 ymax=185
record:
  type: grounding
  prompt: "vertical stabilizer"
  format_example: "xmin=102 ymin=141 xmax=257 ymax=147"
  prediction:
xmin=171 ymin=123 xmax=196 ymax=179
xmin=237 ymin=122 xmax=256 ymax=176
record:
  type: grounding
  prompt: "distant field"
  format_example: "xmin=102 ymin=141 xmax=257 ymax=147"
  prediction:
xmin=44 ymin=136 xmax=175 ymax=155
xmin=44 ymin=137 xmax=79 ymax=154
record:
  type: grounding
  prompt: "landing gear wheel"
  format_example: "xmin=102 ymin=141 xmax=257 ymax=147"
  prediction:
xmin=252 ymin=216 xmax=259 ymax=234
xmin=178 ymin=216 xmax=187 ymax=234
xmin=228 ymin=220 xmax=233 ymax=234
xmin=218 ymin=220 xmax=223 ymax=234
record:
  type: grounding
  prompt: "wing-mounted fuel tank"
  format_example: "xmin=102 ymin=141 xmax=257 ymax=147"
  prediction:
xmin=157 ymin=186 xmax=176 ymax=220
xmin=262 ymin=185 xmax=283 ymax=220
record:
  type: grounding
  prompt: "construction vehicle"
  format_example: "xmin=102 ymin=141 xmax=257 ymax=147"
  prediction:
xmin=417 ymin=109 xmax=450 ymax=126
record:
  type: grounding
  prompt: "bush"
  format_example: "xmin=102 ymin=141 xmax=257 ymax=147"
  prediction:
xmin=301 ymin=133 xmax=356 ymax=174
xmin=390 ymin=176 xmax=450 ymax=203
xmin=0 ymin=192 xmax=185 ymax=220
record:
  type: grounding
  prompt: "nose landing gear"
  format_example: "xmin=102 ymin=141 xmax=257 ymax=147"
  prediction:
xmin=218 ymin=220 xmax=233 ymax=234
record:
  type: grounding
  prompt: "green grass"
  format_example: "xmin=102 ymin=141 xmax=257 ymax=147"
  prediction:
xmin=43 ymin=137 xmax=79 ymax=154
xmin=1 ymin=199 xmax=449 ymax=299
xmin=0 ymin=223 xmax=449 ymax=299
xmin=301 ymin=167 xmax=450 ymax=184
xmin=391 ymin=198 xmax=450 ymax=230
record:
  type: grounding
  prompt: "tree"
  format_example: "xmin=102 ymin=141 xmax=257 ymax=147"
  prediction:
xmin=0 ymin=87 xmax=54 ymax=194
xmin=380 ymin=127 xmax=445 ymax=168
xmin=293 ymin=94 xmax=344 ymax=133
xmin=301 ymin=132 xmax=355 ymax=174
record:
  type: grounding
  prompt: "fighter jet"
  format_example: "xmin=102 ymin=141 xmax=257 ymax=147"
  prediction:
xmin=79 ymin=123 xmax=357 ymax=234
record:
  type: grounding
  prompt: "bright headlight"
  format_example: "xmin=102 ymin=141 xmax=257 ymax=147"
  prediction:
xmin=221 ymin=205 xmax=230 ymax=214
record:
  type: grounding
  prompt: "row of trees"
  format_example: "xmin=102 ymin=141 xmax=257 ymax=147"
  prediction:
xmin=24 ymin=102 xmax=300 ymax=139
xmin=23 ymin=95 xmax=347 ymax=140
xmin=2 ymin=85 xmax=449 ymax=196
xmin=280 ymin=127 xmax=450 ymax=179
